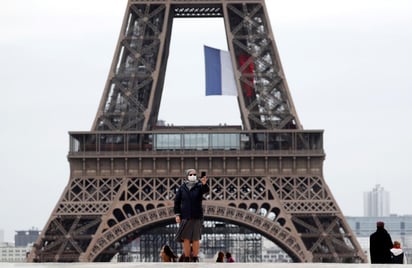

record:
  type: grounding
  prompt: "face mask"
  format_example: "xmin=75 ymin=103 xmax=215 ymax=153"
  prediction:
xmin=188 ymin=175 xmax=197 ymax=182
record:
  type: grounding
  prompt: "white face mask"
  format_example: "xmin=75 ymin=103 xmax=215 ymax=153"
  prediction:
xmin=188 ymin=175 xmax=197 ymax=182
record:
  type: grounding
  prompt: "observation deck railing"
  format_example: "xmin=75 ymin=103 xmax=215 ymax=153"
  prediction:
xmin=68 ymin=127 xmax=324 ymax=156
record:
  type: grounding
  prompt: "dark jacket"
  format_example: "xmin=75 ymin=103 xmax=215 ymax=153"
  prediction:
xmin=390 ymin=247 xmax=405 ymax=264
xmin=370 ymin=227 xmax=393 ymax=263
xmin=174 ymin=181 xmax=209 ymax=219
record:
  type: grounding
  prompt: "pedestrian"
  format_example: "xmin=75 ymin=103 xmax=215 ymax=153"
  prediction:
xmin=226 ymin=252 xmax=235 ymax=262
xmin=369 ymin=221 xmax=393 ymax=263
xmin=159 ymin=244 xmax=178 ymax=262
xmin=216 ymin=251 xmax=225 ymax=262
xmin=174 ymin=168 xmax=209 ymax=262
xmin=391 ymin=241 xmax=407 ymax=264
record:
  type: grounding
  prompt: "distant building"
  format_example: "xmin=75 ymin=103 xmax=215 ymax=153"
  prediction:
xmin=0 ymin=229 xmax=40 ymax=262
xmin=0 ymin=242 xmax=32 ymax=262
xmin=14 ymin=230 xmax=40 ymax=247
xmin=0 ymin=230 xmax=3 ymax=244
xmin=363 ymin=184 xmax=390 ymax=217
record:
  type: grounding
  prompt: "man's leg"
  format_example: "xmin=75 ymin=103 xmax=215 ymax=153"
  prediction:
xmin=183 ymin=239 xmax=191 ymax=257
xmin=192 ymin=240 xmax=200 ymax=256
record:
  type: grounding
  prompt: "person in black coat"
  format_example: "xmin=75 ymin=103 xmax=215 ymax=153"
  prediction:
xmin=159 ymin=244 xmax=178 ymax=262
xmin=174 ymin=168 xmax=209 ymax=262
xmin=369 ymin=221 xmax=393 ymax=263
xmin=216 ymin=251 xmax=225 ymax=262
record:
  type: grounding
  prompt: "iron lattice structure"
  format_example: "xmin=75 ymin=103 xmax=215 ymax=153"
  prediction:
xmin=28 ymin=0 xmax=367 ymax=263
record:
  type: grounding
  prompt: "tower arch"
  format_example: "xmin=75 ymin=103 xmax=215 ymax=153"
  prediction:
xmin=84 ymin=204 xmax=310 ymax=262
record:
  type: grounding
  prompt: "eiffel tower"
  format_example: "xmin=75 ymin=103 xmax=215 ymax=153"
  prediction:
xmin=28 ymin=0 xmax=367 ymax=263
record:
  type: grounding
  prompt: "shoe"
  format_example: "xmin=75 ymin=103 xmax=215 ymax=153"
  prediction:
xmin=192 ymin=256 xmax=199 ymax=262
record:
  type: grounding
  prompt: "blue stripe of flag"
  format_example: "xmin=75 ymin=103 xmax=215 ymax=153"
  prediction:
xmin=204 ymin=45 xmax=223 ymax=95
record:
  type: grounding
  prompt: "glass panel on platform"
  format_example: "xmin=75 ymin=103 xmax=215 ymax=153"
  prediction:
xmin=154 ymin=134 xmax=181 ymax=150
xmin=183 ymin=133 xmax=208 ymax=150
xmin=210 ymin=133 xmax=240 ymax=150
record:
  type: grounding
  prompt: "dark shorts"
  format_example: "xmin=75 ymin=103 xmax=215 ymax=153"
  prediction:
xmin=175 ymin=219 xmax=202 ymax=242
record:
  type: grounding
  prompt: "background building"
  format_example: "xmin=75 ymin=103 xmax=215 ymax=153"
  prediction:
xmin=14 ymin=230 xmax=40 ymax=248
xmin=0 ymin=243 xmax=32 ymax=262
xmin=363 ymin=184 xmax=390 ymax=217
xmin=0 ymin=229 xmax=40 ymax=263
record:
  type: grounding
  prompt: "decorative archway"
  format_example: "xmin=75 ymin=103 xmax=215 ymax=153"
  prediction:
xmin=85 ymin=204 xmax=310 ymax=262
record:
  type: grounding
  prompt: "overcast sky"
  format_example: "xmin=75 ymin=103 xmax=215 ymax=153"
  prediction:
xmin=1 ymin=0 xmax=411 ymax=242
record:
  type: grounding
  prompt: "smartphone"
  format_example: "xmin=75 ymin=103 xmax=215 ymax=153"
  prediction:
xmin=201 ymin=171 xmax=206 ymax=178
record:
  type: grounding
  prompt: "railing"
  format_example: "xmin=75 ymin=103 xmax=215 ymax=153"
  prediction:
xmin=68 ymin=128 xmax=324 ymax=155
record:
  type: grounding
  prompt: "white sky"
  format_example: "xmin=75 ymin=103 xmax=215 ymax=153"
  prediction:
xmin=1 ymin=0 xmax=411 ymax=242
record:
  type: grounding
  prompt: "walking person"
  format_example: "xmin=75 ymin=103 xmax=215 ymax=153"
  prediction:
xmin=391 ymin=241 xmax=407 ymax=264
xmin=225 ymin=252 xmax=235 ymax=262
xmin=216 ymin=251 xmax=225 ymax=262
xmin=174 ymin=168 xmax=209 ymax=262
xmin=159 ymin=244 xmax=178 ymax=262
xmin=369 ymin=221 xmax=393 ymax=263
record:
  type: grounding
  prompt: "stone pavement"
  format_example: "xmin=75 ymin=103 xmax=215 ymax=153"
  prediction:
xmin=0 ymin=263 xmax=409 ymax=268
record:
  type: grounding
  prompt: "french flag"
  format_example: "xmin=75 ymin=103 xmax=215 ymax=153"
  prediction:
xmin=204 ymin=45 xmax=237 ymax=96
